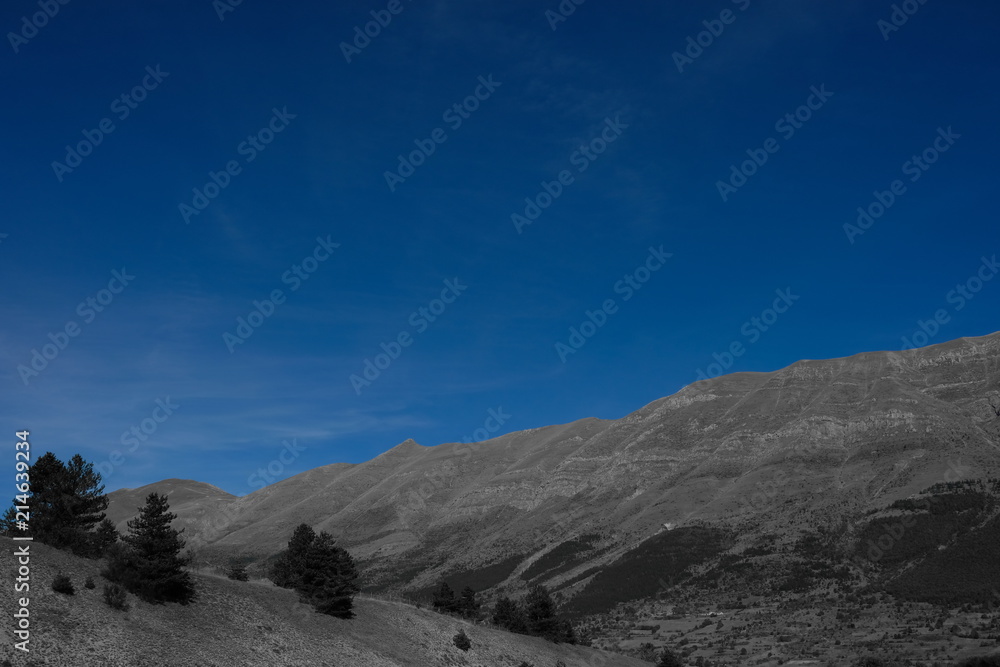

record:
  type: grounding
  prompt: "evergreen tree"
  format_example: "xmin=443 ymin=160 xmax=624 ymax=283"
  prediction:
xmin=5 ymin=452 xmax=108 ymax=555
xmin=492 ymin=595 xmax=527 ymax=633
xmin=298 ymin=532 xmax=360 ymax=618
xmin=92 ymin=518 xmax=119 ymax=555
xmin=270 ymin=523 xmax=316 ymax=589
xmin=64 ymin=454 xmax=109 ymax=535
xmin=22 ymin=452 xmax=73 ymax=547
xmin=557 ymin=618 xmax=577 ymax=645
xmin=0 ymin=506 xmax=17 ymax=537
xmin=270 ymin=524 xmax=359 ymax=618
xmin=458 ymin=586 xmax=480 ymax=619
xmin=524 ymin=585 xmax=560 ymax=641
xmin=657 ymin=647 xmax=684 ymax=667
xmin=433 ymin=581 xmax=458 ymax=613
xmin=104 ymin=493 xmax=195 ymax=604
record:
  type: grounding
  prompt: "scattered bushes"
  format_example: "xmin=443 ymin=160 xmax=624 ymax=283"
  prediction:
xmin=452 ymin=628 xmax=471 ymax=651
xmin=52 ymin=574 xmax=74 ymax=595
xmin=103 ymin=583 xmax=129 ymax=610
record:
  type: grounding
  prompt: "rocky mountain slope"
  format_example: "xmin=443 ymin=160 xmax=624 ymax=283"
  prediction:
xmin=107 ymin=332 xmax=1000 ymax=613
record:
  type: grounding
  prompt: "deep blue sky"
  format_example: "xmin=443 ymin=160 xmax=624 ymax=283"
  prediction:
xmin=2 ymin=1 xmax=997 ymax=496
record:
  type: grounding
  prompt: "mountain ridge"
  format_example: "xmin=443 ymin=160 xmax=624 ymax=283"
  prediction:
xmin=106 ymin=331 xmax=1000 ymax=613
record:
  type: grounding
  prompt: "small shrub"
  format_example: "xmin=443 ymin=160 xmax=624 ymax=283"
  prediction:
xmin=226 ymin=564 xmax=249 ymax=581
xmin=52 ymin=574 xmax=74 ymax=595
xmin=84 ymin=576 xmax=96 ymax=589
xmin=452 ymin=628 xmax=471 ymax=651
xmin=103 ymin=583 xmax=129 ymax=611
xmin=516 ymin=662 xmax=534 ymax=667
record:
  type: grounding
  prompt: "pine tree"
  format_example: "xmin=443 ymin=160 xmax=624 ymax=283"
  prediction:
xmin=657 ymin=648 xmax=684 ymax=667
xmin=433 ymin=581 xmax=457 ymax=613
xmin=92 ymin=518 xmax=119 ymax=555
xmin=105 ymin=492 xmax=195 ymax=604
xmin=298 ymin=532 xmax=360 ymax=618
xmin=5 ymin=452 xmax=108 ymax=555
xmin=492 ymin=595 xmax=527 ymax=633
xmin=64 ymin=454 xmax=109 ymax=535
xmin=22 ymin=452 xmax=73 ymax=547
xmin=270 ymin=523 xmax=316 ymax=589
xmin=459 ymin=586 xmax=480 ymax=619
xmin=524 ymin=585 xmax=560 ymax=641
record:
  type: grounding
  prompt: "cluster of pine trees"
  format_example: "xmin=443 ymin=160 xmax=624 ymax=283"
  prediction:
xmin=2 ymin=452 xmax=115 ymax=556
xmin=1 ymin=451 xmax=196 ymax=604
xmin=492 ymin=585 xmax=576 ymax=644
xmin=431 ymin=581 xmax=480 ymax=618
xmin=269 ymin=523 xmax=360 ymax=618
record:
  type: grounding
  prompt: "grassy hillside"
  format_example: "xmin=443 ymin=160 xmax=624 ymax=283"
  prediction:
xmin=0 ymin=538 xmax=646 ymax=667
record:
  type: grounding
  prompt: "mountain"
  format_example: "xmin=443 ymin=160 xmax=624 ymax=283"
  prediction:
xmin=106 ymin=332 xmax=1000 ymax=616
xmin=105 ymin=479 xmax=236 ymax=537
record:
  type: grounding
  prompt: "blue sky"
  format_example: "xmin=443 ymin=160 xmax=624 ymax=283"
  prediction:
xmin=2 ymin=0 xmax=998 ymax=496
